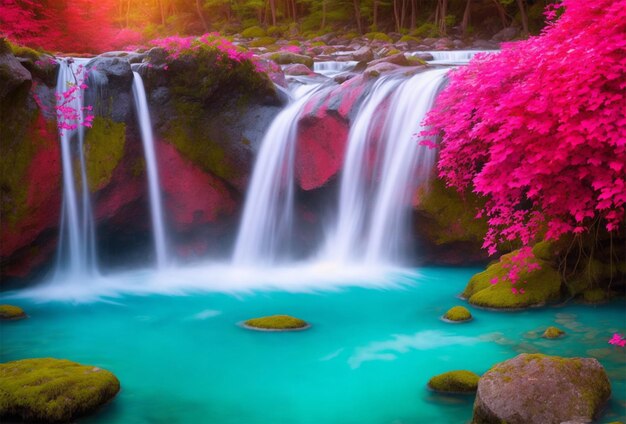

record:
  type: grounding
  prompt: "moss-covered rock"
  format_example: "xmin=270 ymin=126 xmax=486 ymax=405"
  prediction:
xmin=473 ymin=354 xmax=611 ymax=424
xmin=364 ymin=32 xmax=393 ymax=43
xmin=542 ymin=326 xmax=565 ymax=339
xmin=262 ymin=51 xmax=314 ymax=68
xmin=0 ymin=358 xmax=120 ymax=423
xmin=241 ymin=26 xmax=266 ymax=38
xmin=462 ymin=249 xmax=562 ymax=309
xmin=428 ymin=370 xmax=480 ymax=393
xmin=0 ymin=304 xmax=26 ymax=320
xmin=244 ymin=315 xmax=309 ymax=330
xmin=443 ymin=306 xmax=472 ymax=322
xmin=581 ymin=287 xmax=609 ymax=304
xmin=84 ymin=117 xmax=126 ymax=192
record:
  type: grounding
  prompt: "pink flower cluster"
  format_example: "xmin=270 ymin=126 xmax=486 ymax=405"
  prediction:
xmin=423 ymin=0 xmax=626 ymax=255
xmin=147 ymin=33 xmax=259 ymax=67
xmin=490 ymin=247 xmax=541 ymax=294
xmin=609 ymin=333 xmax=626 ymax=347
xmin=54 ymin=64 xmax=94 ymax=134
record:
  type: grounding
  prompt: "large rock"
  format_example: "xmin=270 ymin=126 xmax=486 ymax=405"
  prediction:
xmin=0 ymin=49 xmax=31 ymax=100
xmin=0 ymin=358 xmax=120 ymax=423
xmin=261 ymin=51 xmax=314 ymax=68
xmin=87 ymin=57 xmax=134 ymax=122
xmin=462 ymin=249 xmax=562 ymax=309
xmin=473 ymin=354 xmax=611 ymax=424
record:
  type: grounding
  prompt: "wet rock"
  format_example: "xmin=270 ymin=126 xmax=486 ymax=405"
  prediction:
xmin=428 ymin=370 xmax=480 ymax=393
xmin=368 ymin=53 xmax=412 ymax=67
xmin=261 ymin=51 xmax=314 ymax=68
xmin=0 ymin=305 xmax=26 ymax=320
xmin=543 ymin=326 xmax=565 ymax=339
xmin=443 ymin=306 xmax=472 ymax=322
xmin=284 ymin=63 xmax=315 ymax=76
xmin=473 ymin=354 xmax=611 ymax=424
xmin=352 ymin=46 xmax=374 ymax=62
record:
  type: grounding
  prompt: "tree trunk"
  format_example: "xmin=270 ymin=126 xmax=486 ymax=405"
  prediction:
xmin=491 ymin=0 xmax=508 ymax=28
xmin=353 ymin=0 xmax=363 ymax=33
xmin=321 ymin=0 xmax=327 ymax=30
xmin=269 ymin=0 xmax=276 ymax=26
xmin=159 ymin=0 xmax=166 ymax=25
xmin=292 ymin=0 xmax=297 ymax=21
xmin=410 ymin=0 xmax=416 ymax=30
xmin=515 ymin=0 xmax=529 ymax=34
xmin=393 ymin=0 xmax=400 ymax=32
xmin=126 ymin=0 xmax=131 ymax=27
xmin=461 ymin=0 xmax=471 ymax=35
xmin=195 ymin=0 xmax=209 ymax=31
xmin=400 ymin=0 xmax=406 ymax=30
xmin=373 ymin=0 xmax=378 ymax=30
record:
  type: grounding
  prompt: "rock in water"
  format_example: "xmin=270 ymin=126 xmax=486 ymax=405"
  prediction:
xmin=473 ymin=353 xmax=611 ymax=424
xmin=0 ymin=358 xmax=120 ymax=423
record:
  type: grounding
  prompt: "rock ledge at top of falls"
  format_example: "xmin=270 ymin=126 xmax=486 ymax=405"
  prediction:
xmin=473 ymin=354 xmax=611 ymax=424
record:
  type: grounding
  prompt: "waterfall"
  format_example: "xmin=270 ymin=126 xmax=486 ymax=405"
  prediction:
xmin=324 ymin=75 xmax=404 ymax=263
xmin=364 ymin=68 xmax=448 ymax=263
xmin=132 ymin=72 xmax=169 ymax=268
xmin=408 ymin=50 xmax=496 ymax=65
xmin=55 ymin=58 xmax=98 ymax=278
xmin=232 ymin=82 xmax=326 ymax=266
xmin=324 ymin=68 xmax=448 ymax=265
xmin=313 ymin=61 xmax=358 ymax=76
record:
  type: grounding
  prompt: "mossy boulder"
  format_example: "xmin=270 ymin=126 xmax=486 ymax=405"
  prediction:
xmin=262 ymin=51 xmax=314 ymax=68
xmin=0 ymin=304 xmax=26 ymax=320
xmin=473 ymin=354 xmax=611 ymax=424
xmin=543 ymin=326 xmax=565 ymax=339
xmin=244 ymin=315 xmax=309 ymax=330
xmin=443 ymin=306 xmax=472 ymax=322
xmin=428 ymin=370 xmax=479 ymax=393
xmin=0 ymin=358 xmax=120 ymax=423
xmin=462 ymin=249 xmax=562 ymax=309
xmin=581 ymin=287 xmax=609 ymax=304
xmin=364 ymin=32 xmax=393 ymax=43
xmin=249 ymin=37 xmax=277 ymax=48
xmin=241 ymin=26 xmax=266 ymax=38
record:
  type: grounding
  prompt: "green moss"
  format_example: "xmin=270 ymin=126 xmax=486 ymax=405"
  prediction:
xmin=249 ymin=37 xmax=277 ymax=47
xmin=84 ymin=117 xmax=126 ymax=192
xmin=7 ymin=40 xmax=42 ymax=60
xmin=266 ymin=26 xmax=283 ymax=37
xmin=244 ymin=315 xmax=308 ymax=330
xmin=0 ymin=358 xmax=120 ymax=423
xmin=428 ymin=370 xmax=480 ymax=393
xmin=310 ymin=41 xmax=326 ymax=47
xmin=0 ymin=305 xmax=26 ymax=320
xmin=412 ymin=23 xmax=439 ymax=38
xmin=364 ymin=32 xmax=393 ymax=43
xmin=443 ymin=306 xmax=472 ymax=322
xmin=464 ymin=250 xmax=562 ymax=309
xmin=267 ymin=52 xmax=313 ymax=68
xmin=241 ymin=26 xmax=266 ymax=38
xmin=543 ymin=326 xmax=565 ymax=339
xmin=418 ymin=178 xmax=488 ymax=245
xmin=581 ymin=287 xmax=608 ymax=304
xmin=399 ymin=35 xmax=421 ymax=43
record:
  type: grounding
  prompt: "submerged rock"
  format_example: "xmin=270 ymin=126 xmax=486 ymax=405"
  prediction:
xmin=0 ymin=358 xmax=120 ymax=423
xmin=473 ymin=353 xmax=611 ymax=424
xmin=443 ymin=306 xmax=472 ymax=322
xmin=243 ymin=315 xmax=309 ymax=330
xmin=428 ymin=370 xmax=480 ymax=393
xmin=0 ymin=304 xmax=26 ymax=320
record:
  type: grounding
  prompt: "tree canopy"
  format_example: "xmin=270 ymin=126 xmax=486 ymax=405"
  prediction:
xmin=423 ymin=0 xmax=626 ymax=254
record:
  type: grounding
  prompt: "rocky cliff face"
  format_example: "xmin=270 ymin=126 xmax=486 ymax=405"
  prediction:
xmin=0 ymin=41 xmax=283 ymax=280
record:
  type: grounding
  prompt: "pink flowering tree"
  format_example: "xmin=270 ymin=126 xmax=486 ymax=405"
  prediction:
xmin=423 ymin=0 xmax=626 ymax=255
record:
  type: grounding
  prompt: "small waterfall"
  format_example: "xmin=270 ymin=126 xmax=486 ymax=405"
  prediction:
xmin=132 ymin=72 xmax=169 ymax=268
xmin=313 ymin=61 xmax=358 ymax=76
xmin=325 ymin=75 xmax=404 ymax=262
xmin=232 ymin=82 xmax=325 ymax=266
xmin=408 ymin=50 xmax=496 ymax=65
xmin=325 ymin=68 xmax=448 ymax=265
xmin=55 ymin=58 xmax=98 ymax=278
xmin=365 ymin=68 xmax=448 ymax=263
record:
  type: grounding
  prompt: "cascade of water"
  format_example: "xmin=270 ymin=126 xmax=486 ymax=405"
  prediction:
xmin=322 ymin=68 xmax=448 ymax=265
xmin=323 ymin=75 xmax=404 ymax=262
xmin=232 ymin=82 xmax=326 ymax=266
xmin=365 ymin=68 xmax=449 ymax=263
xmin=408 ymin=50 xmax=496 ymax=65
xmin=55 ymin=58 xmax=98 ymax=278
xmin=132 ymin=72 xmax=169 ymax=268
xmin=313 ymin=61 xmax=358 ymax=76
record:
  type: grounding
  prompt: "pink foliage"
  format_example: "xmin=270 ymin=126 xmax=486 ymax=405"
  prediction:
xmin=423 ymin=0 xmax=626 ymax=255
xmin=54 ymin=63 xmax=94 ymax=134
xmin=609 ymin=333 xmax=626 ymax=347
xmin=490 ymin=247 xmax=541 ymax=292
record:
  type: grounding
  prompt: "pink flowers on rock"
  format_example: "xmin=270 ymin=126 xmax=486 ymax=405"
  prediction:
xmin=609 ymin=333 xmax=626 ymax=347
